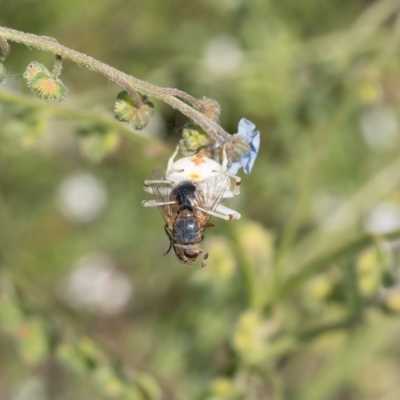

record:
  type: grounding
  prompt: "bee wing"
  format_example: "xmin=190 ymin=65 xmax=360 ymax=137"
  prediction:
xmin=195 ymin=174 xmax=230 ymax=218
xmin=149 ymin=167 xmax=176 ymax=228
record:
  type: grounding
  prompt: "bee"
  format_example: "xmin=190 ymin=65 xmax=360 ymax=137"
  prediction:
xmin=142 ymin=145 xmax=241 ymax=267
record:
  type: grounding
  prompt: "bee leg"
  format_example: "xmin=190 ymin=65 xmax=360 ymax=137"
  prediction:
xmin=142 ymin=199 xmax=177 ymax=207
xmin=167 ymin=144 xmax=180 ymax=172
xmin=163 ymin=226 xmax=174 ymax=255
xmin=201 ymin=251 xmax=209 ymax=268
xmin=164 ymin=225 xmax=173 ymax=241
xmin=163 ymin=241 xmax=173 ymax=255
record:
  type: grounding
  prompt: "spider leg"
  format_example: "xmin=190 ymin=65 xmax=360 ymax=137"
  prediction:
xmin=143 ymin=179 xmax=174 ymax=194
xmin=167 ymin=144 xmax=180 ymax=172
xmin=221 ymin=143 xmax=228 ymax=169
xmin=215 ymin=204 xmax=241 ymax=219
xmin=212 ymin=169 xmax=241 ymax=196
xmin=194 ymin=205 xmax=235 ymax=220
xmin=142 ymin=199 xmax=177 ymax=207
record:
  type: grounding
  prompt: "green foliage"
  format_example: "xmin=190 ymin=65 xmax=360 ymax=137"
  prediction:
xmin=77 ymin=123 xmax=121 ymax=163
xmin=2 ymin=1 xmax=400 ymax=399
xmin=0 ymin=62 xmax=5 ymax=83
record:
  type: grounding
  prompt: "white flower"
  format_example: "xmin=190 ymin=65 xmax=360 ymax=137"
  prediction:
xmin=58 ymin=253 xmax=133 ymax=315
xmin=56 ymin=172 xmax=107 ymax=223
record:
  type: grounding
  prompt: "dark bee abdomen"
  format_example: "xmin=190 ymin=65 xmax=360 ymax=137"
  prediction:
xmin=172 ymin=181 xmax=197 ymax=210
xmin=174 ymin=219 xmax=199 ymax=244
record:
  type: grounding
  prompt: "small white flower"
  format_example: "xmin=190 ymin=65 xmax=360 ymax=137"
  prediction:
xmin=58 ymin=253 xmax=133 ymax=316
xmin=56 ymin=172 xmax=107 ymax=223
xmin=13 ymin=378 xmax=47 ymax=400
xmin=364 ymin=201 xmax=400 ymax=235
xmin=360 ymin=106 xmax=398 ymax=152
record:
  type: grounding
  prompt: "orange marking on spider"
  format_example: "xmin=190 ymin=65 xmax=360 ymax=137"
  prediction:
xmin=191 ymin=156 xmax=207 ymax=166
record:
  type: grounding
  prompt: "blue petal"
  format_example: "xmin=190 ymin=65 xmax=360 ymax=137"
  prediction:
xmin=228 ymin=118 xmax=260 ymax=174
xmin=228 ymin=160 xmax=241 ymax=174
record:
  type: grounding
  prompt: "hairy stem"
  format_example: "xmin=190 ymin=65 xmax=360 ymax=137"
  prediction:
xmin=0 ymin=34 xmax=9 ymax=60
xmin=0 ymin=26 xmax=231 ymax=144
xmin=51 ymin=54 xmax=63 ymax=79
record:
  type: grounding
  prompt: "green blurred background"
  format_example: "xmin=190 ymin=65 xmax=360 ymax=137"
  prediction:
xmin=2 ymin=0 xmax=400 ymax=399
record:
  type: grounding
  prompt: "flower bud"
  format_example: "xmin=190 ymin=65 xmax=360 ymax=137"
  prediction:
xmin=210 ymin=378 xmax=236 ymax=397
xmin=29 ymin=73 xmax=68 ymax=101
xmin=198 ymin=97 xmax=221 ymax=121
xmin=24 ymin=62 xmax=68 ymax=101
xmin=383 ymin=288 xmax=400 ymax=312
xmin=0 ymin=63 xmax=5 ymax=84
xmin=232 ymin=309 xmax=268 ymax=365
xmin=93 ymin=366 xmax=128 ymax=398
xmin=114 ymin=90 xmax=154 ymax=130
xmin=179 ymin=123 xmax=212 ymax=156
xmin=226 ymin=134 xmax=251 ymax=163
xmin=23 ymin=62 xmax=50 ymax=82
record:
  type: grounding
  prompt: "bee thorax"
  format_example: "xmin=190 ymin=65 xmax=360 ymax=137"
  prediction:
xmin=172 ymin=181 xmax=197 ymax=210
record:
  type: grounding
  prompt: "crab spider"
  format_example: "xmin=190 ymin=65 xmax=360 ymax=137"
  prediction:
xmin=142 ymin=144 xmax=241 ymax=220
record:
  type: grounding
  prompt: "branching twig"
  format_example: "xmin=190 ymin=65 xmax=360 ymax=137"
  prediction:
xmin=0 ymin=26 xmax=231 ymax=145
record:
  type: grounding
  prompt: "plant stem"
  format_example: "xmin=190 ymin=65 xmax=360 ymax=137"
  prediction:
xmin=51 ymin=55 xmax=63 ymax=79
xmin=0 ymin=26 xmax=231 ymax=145
xmin=280 ymin=228 xmax=400 ymax=298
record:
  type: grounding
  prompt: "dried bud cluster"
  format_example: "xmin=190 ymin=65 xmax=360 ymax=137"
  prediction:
xmin=114 ymin=90 xmax=154 ymax=130
xmin=198 ymin=97 xmax=221 ymax=121
xmin=178 ymin=98 xmax=222 ymax=157
xmin=177 ymin=99 xmax=259 ymax=175
xmin=226 ymin=134 xmax=251 ymax=163
xmin=23 ymin=62 xmax=68 ymax=101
